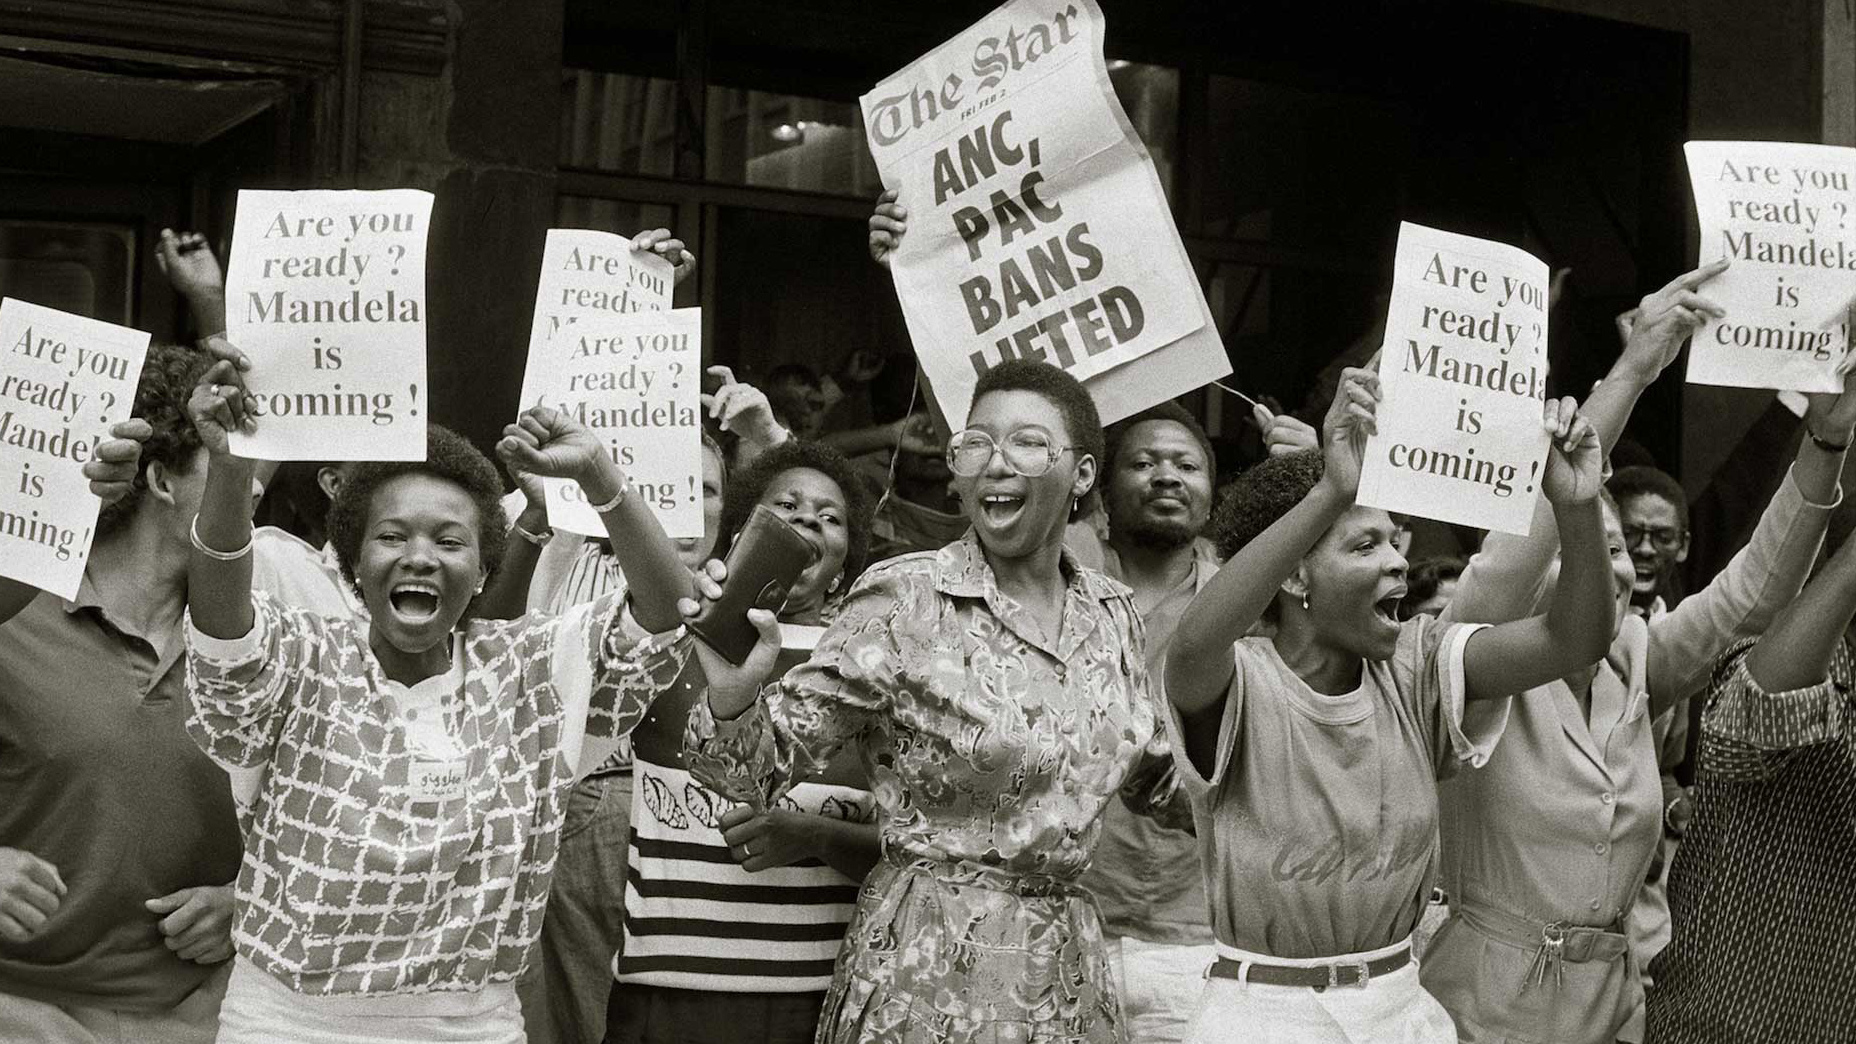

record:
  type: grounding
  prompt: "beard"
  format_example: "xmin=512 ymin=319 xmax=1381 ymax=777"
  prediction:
xmin=1116 ymin=511 xmax=1199 ymax=552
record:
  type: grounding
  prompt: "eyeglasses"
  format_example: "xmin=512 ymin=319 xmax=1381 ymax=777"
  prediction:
xmin=946 ymin=429 xmax=1074 ymax=478
xmin=1622 ymin=525 xmax=1685 ymax=551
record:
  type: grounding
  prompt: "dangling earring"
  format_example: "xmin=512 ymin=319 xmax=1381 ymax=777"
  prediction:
xmin=1301 ymin=590 xmax=1310 ymax=612
xmin=828 ymin=575 xmax=841 ymax=594
xmin=1072 ymin=497 xmax=1080 ymax=514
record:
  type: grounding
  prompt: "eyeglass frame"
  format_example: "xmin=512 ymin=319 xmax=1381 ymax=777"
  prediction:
xmin=1620 ymin=524 xmax=1686 ymax=552
xmin=945 ymin=428 xmax=1078 ymax=478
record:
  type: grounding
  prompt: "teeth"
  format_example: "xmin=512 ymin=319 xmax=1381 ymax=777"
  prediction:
xmin=392 ymin=582 xmax=441 ymax=596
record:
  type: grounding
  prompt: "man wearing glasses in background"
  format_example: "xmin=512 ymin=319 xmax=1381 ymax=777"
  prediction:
xmin=1609 ymin=464 xmax=1695 ymax=1037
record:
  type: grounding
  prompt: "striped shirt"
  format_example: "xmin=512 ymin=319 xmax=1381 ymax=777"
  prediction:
xmin=616 ymin=631 xmax=872 ymax=993
xmin=617 ymin=760 xmax=874 ymax=992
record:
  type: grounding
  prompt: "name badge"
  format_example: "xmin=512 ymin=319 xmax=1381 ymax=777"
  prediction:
xmin=408 ymin=760 xmax=467 ymax=803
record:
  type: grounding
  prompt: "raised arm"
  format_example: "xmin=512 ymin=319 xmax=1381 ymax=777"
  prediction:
xmin=186 ymin=361 xmax=260 ymax=641
xmin=1459 ymin=406 xmax=1617 ymax=700
xmin=702 ymin=366 xmax=789 ymax=468
xmin=496 ymin=405 xmax=688 ymax=631
xmin=1446 ymin=260 xmax=1729 ymax=626
xmin=474 ymin=465 xmax=551 ymax=620
xmin=156 ymin=229 xmax=226 ymax=338
xmin=1743 ymin=513 xmax=1856 ymax=695
xmin=1165 ymin=367 xmax=1379 ymax=716
xmin=1643 ymin=378 xmax=1854 ymax=715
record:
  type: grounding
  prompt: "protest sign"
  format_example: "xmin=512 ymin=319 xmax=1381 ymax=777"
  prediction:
xmin=0 ymin=299 xmax=149 ymax=599
xmin=1357 ymin=223 xmax=1550 ymax=537
xmin=224 ymin=189 xmax=433 ymax=460
xmin=860 ymin=0 xmax=1228 ymax=428
xmin=518 ymin=307 xmax=703 ymax=538
xmin=1685 ymin=141 xmax=1856 ymax=392
xmin=529 ymin=229 xmax=675 ymax=348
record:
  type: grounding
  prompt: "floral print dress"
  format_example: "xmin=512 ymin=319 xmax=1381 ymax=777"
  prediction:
xmin=680 ymin=532 xmax=1189 ymax=1044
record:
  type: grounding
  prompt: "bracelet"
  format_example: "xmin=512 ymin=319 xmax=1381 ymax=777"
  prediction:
xmin=1809 ymin=426 xmax=1851 ymax=454
xmin=512 ymin=520 xmax=553 ymax=546
xmin=587 ymin=482 xmax=629 ymax=514
xmin=189 ymin=514 xmax=253 ymax=561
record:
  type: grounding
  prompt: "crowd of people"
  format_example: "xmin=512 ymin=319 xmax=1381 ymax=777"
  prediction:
xmin=0 ymin=193 xmax=1850 ymax=1044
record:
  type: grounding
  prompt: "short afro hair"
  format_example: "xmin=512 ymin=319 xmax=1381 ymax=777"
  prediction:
xmin=716 ymin=439 xmax=872 ymax=589
xmin=1105 ymin=400 xmax=1215 ymax=476
xmin=96 ymin=343 xmax=215 ymax=536
xmin=1400 ymin=555 xmax=1466 ymax=620
xmin=1210 ymin=448 xmax=1326 ymax=561
xmin=1608 ymin=465 xmax=1688 ymax=530
xmin=325 ymin=425 xmax=509 ymax=597
xmin=970 ymin=360 xmax=1105 ymax=520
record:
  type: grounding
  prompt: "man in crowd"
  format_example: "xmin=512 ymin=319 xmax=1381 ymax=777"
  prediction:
xmin=1609 ymin=465 xmax=1696 ymax=996
xmin=0 ymin=341 xmax=248 ymax=1044
xmin=1077 ymin=400 xmax=1313 ymax=1041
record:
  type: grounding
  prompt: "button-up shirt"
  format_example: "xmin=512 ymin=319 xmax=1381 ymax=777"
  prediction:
xmin=683 ymin=530 xmax=1188 ymax=877
xmin=1425 ymin=466 xmax=1831 ymax=1043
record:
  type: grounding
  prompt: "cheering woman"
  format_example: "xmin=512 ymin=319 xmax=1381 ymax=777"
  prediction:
xmin=1162 ymin=368 xmax=1617 ymax=1041
xmin=675 ymin=359 xmax=1189 ymax=1043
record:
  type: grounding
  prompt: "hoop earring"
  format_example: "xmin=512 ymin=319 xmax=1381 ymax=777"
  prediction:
xmin=828 ymin=575 xmax=841 ymax=594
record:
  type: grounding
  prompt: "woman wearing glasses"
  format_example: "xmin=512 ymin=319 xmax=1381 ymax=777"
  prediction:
xmin=669 ymin=359 xmax=1187 ymax=1044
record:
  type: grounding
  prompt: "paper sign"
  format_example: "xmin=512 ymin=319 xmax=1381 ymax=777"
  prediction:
xmin=860 ymin=0 xmax=1229 ymax=428
xmin=1685 ymin=141 xmax=1856 ymax=392
xmin=224 ymin=189 xmax=433 ymax=460
xmin=1357 ymin=223 xmax=1551 ymax=537
xmin=0 ymin=299 xmax=150 ymax=599
xmin=528 ymin=229 xmax=675 ymax=349
xmin=519 ymin=308 xmax=703 ymax=539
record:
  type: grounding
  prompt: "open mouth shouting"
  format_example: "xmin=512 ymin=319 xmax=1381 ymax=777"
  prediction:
xmin=388 ymin=580 xmax=445 ymax=625
xmin=1372 ymin=587 xmax=1407 ymax=634
xmin=979 ymin=490 xmax=1027 ymax=528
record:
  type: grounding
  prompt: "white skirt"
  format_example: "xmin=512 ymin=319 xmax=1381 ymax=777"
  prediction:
xmin=1185 ymin=938 xmax=1458 ymax=1044
xmin=214 ymin=957 xmax=525 ymax=1044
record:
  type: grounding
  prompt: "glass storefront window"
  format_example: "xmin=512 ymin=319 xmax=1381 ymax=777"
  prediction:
xmin=560 ymin=62 xmax=1178 ymax=201
xmin=704 ymin=88 xmax=882 ymax=196
xmin=559 ymin=70 xmax=678 ymax=176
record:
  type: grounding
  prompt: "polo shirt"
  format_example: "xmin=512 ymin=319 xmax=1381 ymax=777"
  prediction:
xmin=0 ymin=577 xmax=242 ymax=1010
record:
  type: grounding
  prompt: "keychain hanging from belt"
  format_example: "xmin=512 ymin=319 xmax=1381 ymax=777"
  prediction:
xmin=1524 ymin=920 xmax=1568 ymax=991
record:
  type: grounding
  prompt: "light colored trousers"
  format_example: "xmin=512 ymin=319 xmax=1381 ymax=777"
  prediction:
xmin=1108 ymin=935 xmax=1218 ymax=1044
xmin=0 ymin=963 xmax=229 ymax=1044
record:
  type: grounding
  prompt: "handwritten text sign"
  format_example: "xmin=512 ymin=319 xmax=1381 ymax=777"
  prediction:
xmin=519 ymin=308 xmax=703 ymax=538
xmin=861 ymin=0 xmax=1227 ymax=427
xmin=1685 ymin=141 xmax=1856 ymax=392
xmin=0 ymin=299 xmax=149 ymax=598
xmin=224 ymin=189 xmax=433 ymax=460
xmin=1358 ymin=223 xmax=1550 ymax=536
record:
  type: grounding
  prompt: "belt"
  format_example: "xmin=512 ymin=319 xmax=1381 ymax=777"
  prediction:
xmin=1208 ymin=944 xmax=1411 ymax=990
xmin=1455 ymin=898 xmax=1629 ymax=965
xmin=879 ymin=850 xmax=1081 ymax=899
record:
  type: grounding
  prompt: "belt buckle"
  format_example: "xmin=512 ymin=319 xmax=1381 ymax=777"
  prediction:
xmin=1328 ymin=961 xmax=1371 ymax=989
